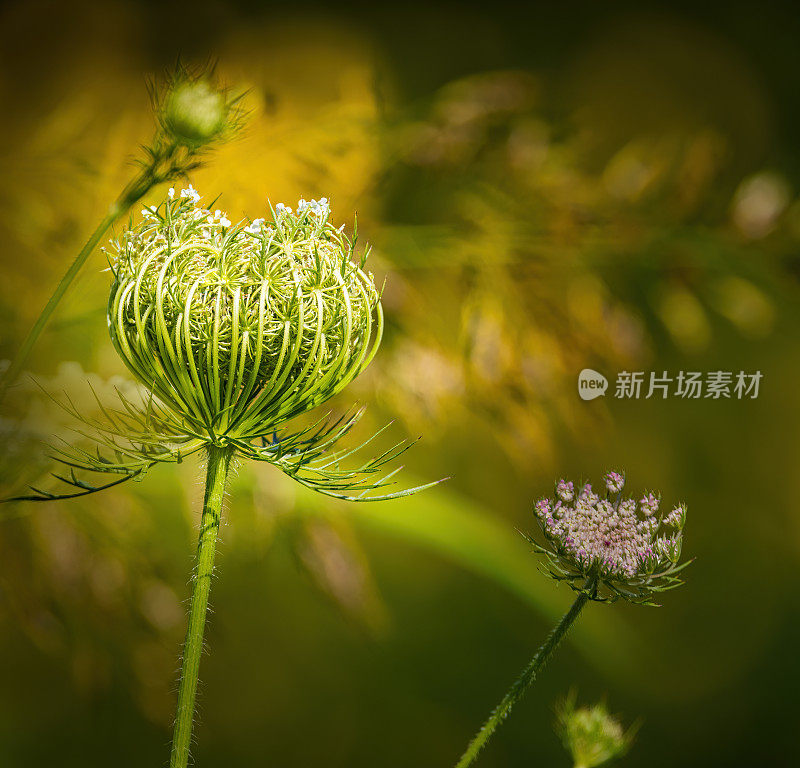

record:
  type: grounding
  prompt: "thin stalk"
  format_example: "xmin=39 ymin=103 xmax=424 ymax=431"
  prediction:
xmin=455 ymin=582 xmax=595 ymax=768
xmin=0 ymin=154 xmax=174 ymax=404
xmin=170 ymin=444 xmax=234 ymax=768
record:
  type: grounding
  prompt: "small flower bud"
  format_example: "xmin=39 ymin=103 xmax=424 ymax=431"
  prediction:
xmin=639 ymin=492 xmax=661 ymax=516
xmin=663 ymin=502 xmax=687 ymax=529
xmin=557 ymin=479 xmax=574 ymax=502
xmin=555 ymin=692 xmax=636 ymax=768
xmin=162 ymin=79 xmax=228 ymax=146
xmin=604 ymin=470 xmax=625 ymax=494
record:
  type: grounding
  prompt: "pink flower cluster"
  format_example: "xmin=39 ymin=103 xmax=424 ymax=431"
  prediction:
xmin=534 ymin=470 xmax=685 ymax=581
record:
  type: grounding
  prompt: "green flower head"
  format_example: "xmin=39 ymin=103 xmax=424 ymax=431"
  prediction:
xmin=11 ymin=188 xmax=436 ymax=503
xmin=110 ymin=188 xmax=382 ymax=443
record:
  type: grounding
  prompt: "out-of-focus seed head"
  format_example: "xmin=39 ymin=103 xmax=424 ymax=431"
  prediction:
xmin=155 ymin=65 xmax=243 ymax=149
xmin=527 ymin=470 xmax=690 ymax=604
xmin=555 ymin=692 xmax=637 ymax=768
xmin=107 ymin=187 xmax=382 ymax=444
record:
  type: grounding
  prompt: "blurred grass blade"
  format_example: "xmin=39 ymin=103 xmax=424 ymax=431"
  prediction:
xmin=298 ymin=479 xmax=636 ymax=676
xmin=0 ymin=210 xmax=118 ymax=403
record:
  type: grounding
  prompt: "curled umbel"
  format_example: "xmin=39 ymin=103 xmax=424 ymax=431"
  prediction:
xmin=9 ymin=186 xmax=431 ymax=503
xmin=108 ymin=188 xmax=382 ymax=443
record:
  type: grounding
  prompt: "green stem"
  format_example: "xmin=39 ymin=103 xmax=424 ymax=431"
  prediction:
xmin=455 ymin=584 xmax=594 ymax=768
xmin=0 ymin=157 xmax=172 ymax=404
xmin=0 ymin=208 xmax=115 ymax=403
xmin=170 ymin=445 xmax=234 ymax=768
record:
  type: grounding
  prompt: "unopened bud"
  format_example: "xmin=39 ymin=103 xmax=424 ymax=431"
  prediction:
xmin=162 ymin=79 xmax=228 ymax=146
xmin=555 ymin=692 xmax=637 ymax=768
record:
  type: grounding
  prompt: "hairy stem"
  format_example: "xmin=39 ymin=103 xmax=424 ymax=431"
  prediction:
xmin=170 ymin=444 xmax=234 ymax=768
xmin=455 ymin=584 xmax=594 ymax=768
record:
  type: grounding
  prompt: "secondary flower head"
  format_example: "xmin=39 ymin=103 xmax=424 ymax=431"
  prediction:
xmin=555 ymin=692 xmax=637 ymax=768
xmin=108 ymin=188 xmax=382 ymax=443
xmin=529 ymin=470 xmax=689 ymax=603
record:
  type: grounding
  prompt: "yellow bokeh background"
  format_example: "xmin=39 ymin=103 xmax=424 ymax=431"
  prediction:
xmin=1 ymin=1 xmax=799 ymax=766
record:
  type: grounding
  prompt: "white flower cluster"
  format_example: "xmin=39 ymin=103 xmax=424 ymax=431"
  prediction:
xmin=297 ymin=197 xmax=330 ymax=217
xmin=167 ymin=184 xmax=201 ymax=204
xmin=244 ymin=218 xmax=265 ymax=235
xmin=274 ymin=197 xmax=330 ymax=219
xmin=207 ymin=209 xmax=231 ymax=228
xmin=136 ymin=188 xmax=336 ymax=243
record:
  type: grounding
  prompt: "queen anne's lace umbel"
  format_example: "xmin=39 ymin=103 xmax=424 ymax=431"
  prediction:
xmin=9 ymin=187 xmax=440 ymax=504
xmin=111 ymin=188 xmax=381 ymax=441
xmin=529 ymin=470 xmax=689 ymax=603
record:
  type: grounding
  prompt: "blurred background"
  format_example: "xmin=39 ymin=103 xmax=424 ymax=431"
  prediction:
xmin=1 ymin=0 xmax=799 ymax=766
